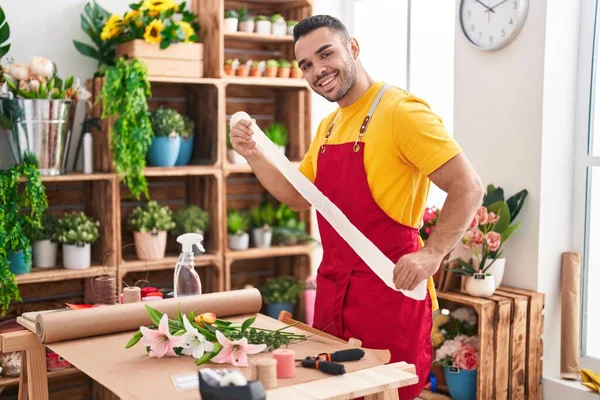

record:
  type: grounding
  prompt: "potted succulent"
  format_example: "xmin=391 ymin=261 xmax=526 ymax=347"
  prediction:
xmin=128 ymin=201 xmax=176 ymax=261
xmin=277 ymin=60 xmax=291 ymax=78
xmin=265 ymin=122 xmax=288 ymax=154
xmin=290 ymin=60 xmax=302 ymax=79
xmin=249 ymin=60 xmax=264 ymax=77
xmin=175 ymin=115 xmax=195 ymax=166
xmin=226 ymin=125 xmax=248 ymax=165
xmin=265 ymin=59 xmax=278 ymax=77
xmin=271 ymin=14 xmax=286 ymax=36
xmin=255 ymin=15 xmax=271 ymax=35
xmin=56 ymin=212 xmax=100 ymax=270
xmin=26 ymin=212 xmax=59 ymax=269
xmin=272 ymin=204 xmax=314 ymax=246
xmin=227 ymin=210 xmax=250 ymax=251
xmin=147 ymin=107 xmax=184 ymax=167
xmin=171 ymin=205 xmax=210 ymax=255
xmin=250 ymin=202 xmax=276 ymax=248
xmin=224 ymin=10 xmax=239 ymax=33
xmin=287 ymin=20 xmax=298 ymax=36
xmin=236 ymin=59 xmax=251 ymax=77
xmin=260 ymin=276 xmax=303 ymax=319
xmin=224 ymin=59 xmax=234 ymax=76
xmin=237 ymin=7 xmax=254 ymax=33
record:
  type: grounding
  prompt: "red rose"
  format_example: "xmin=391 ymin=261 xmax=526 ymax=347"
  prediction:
xmin=453 ymin=344 xmax=478 ymax=370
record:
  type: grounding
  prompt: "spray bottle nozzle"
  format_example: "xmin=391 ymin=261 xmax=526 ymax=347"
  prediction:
xmin=177 ymin=233 xmax=205 ymax=253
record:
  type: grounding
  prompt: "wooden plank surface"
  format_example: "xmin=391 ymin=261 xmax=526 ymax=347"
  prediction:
xmin=224 ymin=76 xmax=309 ymax=88
xmin=226 ymin=245 xmax=313 ymax=260
xmin=225 ymin=31 xmax=294 ymax=43
xmin=16 ymin=265 xmax=116 ymax=285
xmin=488 ymin=294 xmax=512 ymax=400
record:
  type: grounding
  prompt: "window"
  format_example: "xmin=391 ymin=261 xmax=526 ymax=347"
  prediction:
xmin=574 ymin=0 xmax=600 ymax=371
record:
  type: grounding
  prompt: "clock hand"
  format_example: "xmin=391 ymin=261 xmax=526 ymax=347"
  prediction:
xmin=475 ymin=0 xmax=495 ymax=13
xmin=489 ymin=0 xmax=509 ymax=10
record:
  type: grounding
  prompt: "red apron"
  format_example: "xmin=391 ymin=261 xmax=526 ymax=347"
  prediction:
xmin=312 ymin=84 xmax=433 ymax=400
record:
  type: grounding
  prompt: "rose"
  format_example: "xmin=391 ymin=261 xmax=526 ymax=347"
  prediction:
xmin=6 ymin=63 xmax=29 ymax=81
xmin=468 ymin=215 xmax=479 ymax=229
xmin=453 ymin=343 xmax=478 ymax=370
xmin=486 ymin=212 xmax=499 ymax=224
xmin=485 ymin=231 xmax=501 ymax=252
xmin=462 ymin=229 xmax=484 ymax=248
xmin=475 ymin=206 xmax=488 ymax=225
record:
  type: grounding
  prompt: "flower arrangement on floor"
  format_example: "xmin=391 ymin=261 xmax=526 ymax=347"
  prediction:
xmin=125 ymin=305 xmax=307 ymax=366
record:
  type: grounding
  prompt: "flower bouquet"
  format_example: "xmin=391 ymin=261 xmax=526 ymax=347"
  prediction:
xmin=419 ymin=206 xmax=440 ymax=242
xmin=126 ymin=304 xmax=307 ymax=367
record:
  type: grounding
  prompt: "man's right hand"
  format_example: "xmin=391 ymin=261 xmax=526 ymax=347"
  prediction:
xmin=229 ymin=119 xmax=258 ymax=159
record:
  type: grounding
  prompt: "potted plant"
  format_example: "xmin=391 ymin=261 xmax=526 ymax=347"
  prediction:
xmin=287 ymin=20 xmax=298 ymax=36
xmin=56 ymin=212 xmax=100 ymax=270
xmin=290 ymin=60 xmax=302 ymax=79
xmin=277 ymin=60 xmax=291 ymax=78
xmin=224 ymin=59 xmax=234 ymax=76
xmin=227 ymin=210 xmax=250 ymax=250
xmin=260 ymin=276 xmax=303 ymax=319
xmin=171 ymin=205 xmax=210 ymax=255
xmin=226 ymin=125 xmax=248 ymax=165
xmin=175 ymin=115 xmax=195 ymax=166
xmin=147 ymin=107 xmax=184 ymax=167
xmin=249 ymin=60 xmax=264 ymax=77
xmin=264 ymin=59 xmax=278 ymax=77
xmin=128 ymin=201 xmax=176 ymax=260
xmin=236 ymin=59 xmax=251 ymax=77
xmin=265 ymin=122 xmax=288 ymax=154
xmin=224 ymin=9 xmax=239 ymax=33
xmin=255 ymin=15 xmax=271 ymax=35
xmin=26 ymin=212 xmax=59 ymax=269
xmin=250 ymin=201 xmax=276 ymax=248
xmin=270 ymin=14 xmax=286 ymax=36
xmin=272 ymin=204 xmax=314 ymax=246
xmin=237 ymin=7 xmax=254 ymax=33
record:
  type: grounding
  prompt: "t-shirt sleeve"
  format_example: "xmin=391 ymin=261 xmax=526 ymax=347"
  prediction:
xmin=298 ymin=117 xmax=328 ymax=182
xmin=392 ymin=96 xmax=462 ymax=176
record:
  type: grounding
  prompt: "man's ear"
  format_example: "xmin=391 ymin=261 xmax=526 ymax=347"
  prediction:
xmin=349 ymin=38 xmax=360 ymax=59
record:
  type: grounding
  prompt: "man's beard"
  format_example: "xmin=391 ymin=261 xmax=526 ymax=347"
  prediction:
xmin=320 ymin=59 xmax=356 ymax=103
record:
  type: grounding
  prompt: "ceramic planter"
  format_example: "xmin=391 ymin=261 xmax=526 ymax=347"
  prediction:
xmin=228 ymin=232 xmax=249 ymax=250
xmin=147 ymin=133 xmax=181 ymax=167
xmin=8 ymin=248 xmax=32 ymax=274
xmin=484 ymin=257 xmax=505 ymax=289
xmin=175 ymin=136 xmax=194 ymax=166
xmin=239 ymin=20 xmax=255 ymax=33
xmin=252 ymin=227 xmax=272 ymax=248
xmin=62 ymin=243 xmax=91 ymax=270
xmin=465 ymin=273 xmax=496 ymax=298
xmin=287 ymin=25 xmax=296 ymax=35
xmin=271 ymin=21 xmax=286 ymax=36
xmin=227 ymin=148 xmax=248 ymax=164
xmin=224 ymin=17 xmax=238 ymax=33
xmin=255 ymin=20 xmax=271 ymax=35
xmin=265 ymin=302 xmax=295 ymax=319
xmin=134 ymin=231 xmax=168 ymax=260
xmin=33 ymin=239 xmax=58 ymax=268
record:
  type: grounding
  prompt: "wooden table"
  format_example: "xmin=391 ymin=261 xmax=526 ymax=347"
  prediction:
xmin=2 ymin=311 xmax=419 ymax=400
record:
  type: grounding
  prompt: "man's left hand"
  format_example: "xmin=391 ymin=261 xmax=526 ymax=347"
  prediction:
xmin=393 ymin=249 xmax=443 ymax=291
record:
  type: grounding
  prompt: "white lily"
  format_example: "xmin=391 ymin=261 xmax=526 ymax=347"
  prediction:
xmin=180 ymin=316 xmax=214 ymax=359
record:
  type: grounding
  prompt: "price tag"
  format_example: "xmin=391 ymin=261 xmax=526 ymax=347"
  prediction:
xmin=474 ymin=273 xmax=485 ymax=280
xmin=448 ymin=365 xmax=460 ymax=373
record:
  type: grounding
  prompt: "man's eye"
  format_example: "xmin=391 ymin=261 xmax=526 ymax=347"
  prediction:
xmin=322 ymin=52 xmax=331 ymax=58
xmin=303 ymin=63 xmax=311 ymax=70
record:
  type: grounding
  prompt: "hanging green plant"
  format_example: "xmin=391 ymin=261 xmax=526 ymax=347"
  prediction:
xmin=99 ymin=56 xmax=153 ymax=200
xmin=0 ymin=154 xmax=48 ymax=315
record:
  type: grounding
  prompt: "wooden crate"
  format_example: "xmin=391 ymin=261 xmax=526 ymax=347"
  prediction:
xmin=115 ymin=40 xmax=204 ymax=78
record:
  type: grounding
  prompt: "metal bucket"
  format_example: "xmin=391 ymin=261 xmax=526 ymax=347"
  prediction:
xmin=1 ymin=98 xmax=76 ymax=176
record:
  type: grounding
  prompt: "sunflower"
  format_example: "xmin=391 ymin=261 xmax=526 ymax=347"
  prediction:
xmin=100 ymin=14 xmax=122 ymax=41
xmin=123 ymin=10 xmax=142 ymax=27
xmin=141 ymin=0 xmax=177 ymax=17
xmin=177 ymin=21 xmax=195 ymax=42
xmin=144 ymin=19 xmax=165 ymax=44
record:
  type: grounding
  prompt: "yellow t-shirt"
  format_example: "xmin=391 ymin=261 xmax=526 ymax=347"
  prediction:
xmin=299 ymin=81 xmax=462 ymax=311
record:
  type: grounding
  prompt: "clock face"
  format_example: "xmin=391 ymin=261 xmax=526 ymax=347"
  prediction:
xmin=460 ymin=0 xmax=528 ymax=51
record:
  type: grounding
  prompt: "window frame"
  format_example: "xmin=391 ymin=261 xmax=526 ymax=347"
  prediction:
xmin=573 ymin=0 xmax=600 ymax=372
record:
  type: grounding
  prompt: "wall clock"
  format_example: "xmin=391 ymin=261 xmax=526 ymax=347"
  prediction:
xmin=459 ymin=0 xmax=529 ymax=51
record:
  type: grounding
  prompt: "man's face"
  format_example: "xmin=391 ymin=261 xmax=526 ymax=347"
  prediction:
xmin=295 ymin=27 xmax=357 ymax=103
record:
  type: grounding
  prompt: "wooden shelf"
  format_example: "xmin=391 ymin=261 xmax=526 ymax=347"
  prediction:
xmin=0 ymin=367 xmax=83 ymax=388
xmin=15 ymin=265 xmax=117 ymax=285
xmin=225 ymin=31 xmax=294 ymax=43
xmin=226 ymin=0 xmax=311 ymax=7
xmin=144 ymin=165 xmax=220 ymax=177
xmin=18 ymin=172 xmax=114 ymax=183
xmin=120 ymin=253 xmax=221 ymax=273
xmin=223 ymin=76 xmax=308 ymax=88
xmin=147 ymin=76 xmax=222 ymax=85
xmin=225 ymin=245 xmax=313 ymax=261
xmin=224 ymin=161 xmax=300 ymax=175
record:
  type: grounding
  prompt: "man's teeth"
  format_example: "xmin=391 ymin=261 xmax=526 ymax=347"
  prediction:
xmin=320 ymin=75 xmax=336 ymax=86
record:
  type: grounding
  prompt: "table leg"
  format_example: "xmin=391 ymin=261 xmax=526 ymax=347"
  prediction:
xmin=25 ymin=346 xmax=48 ymax=400
xmin=17 ymin=351 xmax=28 ymax=400
xmin=365 ymin=388 xmax=400 ymax=400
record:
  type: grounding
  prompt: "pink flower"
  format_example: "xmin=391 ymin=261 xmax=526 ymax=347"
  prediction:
xmin=210 ymin=330 xmax=266 ymax=367
xmin=487 ymin=212 xmax=499 ymax=224
xmin=462 ymin=229 xmax=484 ymax=248
xmin=423 ymin=207 xmax=438 ymax=224
xmin=425 ymin=227 xmax=432 ymax=235
xmin=468 ymin=215 xmax=479 ymax=229
xmin=453 ymin=344 xmax=478 ymax=370
xmin=140 ymin=314 xmax=185 ymax=358
xmin=486 ymin=231 xmax=501 ymax=252
xmin=475 ymin=206 xmax=488 ymax=225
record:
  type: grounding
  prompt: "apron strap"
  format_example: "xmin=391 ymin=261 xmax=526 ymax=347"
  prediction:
xmin=354 ymin=83 xmax=393 ymax=152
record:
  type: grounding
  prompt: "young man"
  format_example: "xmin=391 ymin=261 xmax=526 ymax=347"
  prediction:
xmin=229 ymin=15 xmax=483 ymax=399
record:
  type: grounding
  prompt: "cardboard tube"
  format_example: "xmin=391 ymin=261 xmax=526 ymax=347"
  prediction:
xmin=36 ymin=289 xmax=262 ymax=344
xmin=561 ymin=252 xmax=582 ymax=380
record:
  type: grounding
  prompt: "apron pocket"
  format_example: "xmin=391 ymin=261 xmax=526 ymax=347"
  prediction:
xmin=313 ymin=269 xmax=338 ymax=337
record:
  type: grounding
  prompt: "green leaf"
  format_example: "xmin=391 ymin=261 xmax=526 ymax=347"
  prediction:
xmin=483 ymin=186 xmax=504 ymax=207
xmin=145 ymin=304 xmax=163 ymax=325
xmin=487 ymin=201 xmax=510 ymax=234
xmin=506 ymin=189 xmax=528 ymax=221
xmin=456 ymin=258 xmax=476 ymax=272
xmin=0 ymin=44 xmax=10 ymax=59
xmin=445 ymin=268 xmax=473 ymax=276
xmin=501 ymin=222 xmax=521 ymax=243
xmin=0 ymin=21 xmax=10 ymax=44
xmin=73 ymin=40 xmax=100 ymax=60
xmin=125 ymin=330 xmax=143 ymax=348
xmin=188 ymin=310 xmax=196 ymax=325
xmin=241 ymin=316 xmax=256 ymax=334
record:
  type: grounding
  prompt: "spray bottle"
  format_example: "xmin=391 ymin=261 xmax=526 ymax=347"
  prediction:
xmin=173 ymin=233 xmax=205 ymax=298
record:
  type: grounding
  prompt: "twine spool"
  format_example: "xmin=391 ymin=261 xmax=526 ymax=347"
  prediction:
xmin=92 ymin=276 xmax=117 ymax=305
xmin=123 ymin=286 xmax=141 ymax=304
xmin=272 ymin=349 xmax=296 ymax=378
xmin=252 ymin=358 xmax=277 ymax=389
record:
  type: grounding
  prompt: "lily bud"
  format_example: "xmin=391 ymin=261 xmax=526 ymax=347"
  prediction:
xmin=194 ymin=312 xmax=216 ymax=326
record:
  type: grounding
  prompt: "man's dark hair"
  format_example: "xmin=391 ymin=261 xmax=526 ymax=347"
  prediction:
xmin=293 ymin=15 xmax=350 ymax=43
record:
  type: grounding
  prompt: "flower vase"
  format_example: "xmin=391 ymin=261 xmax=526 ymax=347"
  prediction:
xmin=465 ymin=273 xmax=496 ymax=298
xmin=147 ymin=133 xmax=181 ymax=167
xmin=8 ymin=248 xmax=32 ymax=275
xmin=304 ymin=289 xmax=316 ymax=326
xmin=484 ymin=257 xmax=505 ymax=289
xmin=444 ymin=366 xmax=477 ymax=400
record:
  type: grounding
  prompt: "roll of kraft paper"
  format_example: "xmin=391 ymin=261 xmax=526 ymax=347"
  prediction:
xmin=561 ymin=252 xmax=582 ymax=380
xmin=230 ymin=112 xmax=427 ymax=301
xmin=36 ymin=288 xmax=262 ymax=344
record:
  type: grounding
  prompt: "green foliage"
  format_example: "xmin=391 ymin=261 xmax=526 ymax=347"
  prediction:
xmin=2 ymin=72 xmax=76 ymax=100
xmin=25 ymin=212 xmax=59 ymax=241
xmin=272 ymin=203 xmax=314 ymax=245
xmin=287 ymin=20 xmax=298 ymax=27
xmin=0 ymin=157 xmax=48 ymax=315
xmin=483 ymin=184 xmax=528 ymax=222
xmin=56 ymin=212 xmax=100 ymax=245
xmin=73 ymin=1 xmax=116 ymax=76
xmin=171 ymin=205 xmax=210 ymax=236
xmin=236 ymin=7 xmax=250 ymax=21
xmin=226 ymin=124 xmax=233 ymax=149
xmin=127 ymin=200 xmax=176 ymax=233
xmin=266 ymin=59 xmax=278 ymax=68
xmin=99 ymin=57 xmax=153 ymax=200
xmin=182 ymin=115 xmax=195 ymax=138
xmin=148 ymin=107 xmax=185 ymax=137
xmin=224 ymin=10 xmax=238 ymax=19
xmin=0 ymin=5 xmax=11 ymax=59
xmin=260 ymin=275 xmax=303 ymax=304
xmin=250 ymin=201 xmax=276 ymax=228
xmin=277 ymin=60 xmax=291 ymax=69
xmin=227 ymin=210 xmax=250 ymax=235
xmin=270 ymin=13 xmax=283 ymax=23
xmin=265 ymin=122 xmax=288 ymax=146
xmin=256 ymin=15 xmax=268 ymax=21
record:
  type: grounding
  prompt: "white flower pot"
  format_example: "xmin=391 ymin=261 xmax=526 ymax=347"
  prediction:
xmin=33 ymin=239 xmax=58 ymax=268
xmin=287 ymin=25 xmax=295 ymax=36
xmin=224 ymin=18 xmax=238 ymax=33
xmin=62 ymin=243 xmax=91 ymax=270
xmin=255 ymin=20 xmax=271 ymax=35
xmin=465 ymin=274 xmax=496 ymax=298
xmin=483 ymin=257 xmax=505 ymax=289
xmin=252 ymin=228 xmax=272 ymax=248
xmin=272 ymin=21 xmax=286 ymax=36
xmin=239 ymin=20 xmax=255 ymax=33
xmin=228 ymin=233 xmax=249 ymax=250
xmin=227 ymin=149 xmax=247 ymax=165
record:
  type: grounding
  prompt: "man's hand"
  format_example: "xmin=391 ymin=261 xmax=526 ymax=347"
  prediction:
xmin=393 ymin=249 xmax=443 ymax=291
xmin=229 ymin=119 xmax=258 ymax=159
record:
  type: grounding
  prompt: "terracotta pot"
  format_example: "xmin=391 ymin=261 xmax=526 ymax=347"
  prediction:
xmin=236 ymin=67 xmax=249 ymax=77
xmin=265 ymin=67 xmax=277 ymax=78
xmin=250 ymin=68 xmax=262 ymax=77
xmin=290 ymin=68 xmax=303 ymax=79
xmin=224 ymin=65 xmax=233 ymax=76
xmin=134 ymin=231 xmax=167 ymax=260
xmin=277 ymin=67 xmax=290 ymax=78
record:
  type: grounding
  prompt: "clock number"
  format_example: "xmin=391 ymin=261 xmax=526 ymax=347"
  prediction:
xmin=513 ymin=1 xmax=518 ymax=9
xmin=509 ymin=18 xmax=514 ymax=25
xmin=501 ymin=28 xmax=506 ymax=37
xmin=489 ymin=35 xmax=494 ymax=44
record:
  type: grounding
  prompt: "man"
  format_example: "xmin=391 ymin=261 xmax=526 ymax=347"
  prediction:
xmin=229 ymin=15 xmax=483 ymax=399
